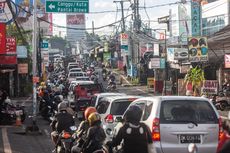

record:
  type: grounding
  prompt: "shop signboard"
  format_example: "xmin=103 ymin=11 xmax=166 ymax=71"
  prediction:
xmin=174 ymin=48 xmax=188 ymax=60
xmin=17 ymin=45 xmax=27 ymax=58
xmin=6 ymin=37 xmax=16 ymax=55
xmin=149 ymin=58 xmax=160 ymax=69
xmin=224 ymin=54 xmax=230 ymax=68
xmin=201 ymin=80 xmax=218 ymax=95
xmin=120 ymin=33 xmax=128 ymax=53
xmin=0 ymin=23 xmax=6 ymax=54
xmin=191 ymin=0 xmax=201 ymax=36
xmin=0 ymin=1 xmax=15 ymax=24
xmin=167 ymin=48 xmax=176 ymax=62
xmin=18 ymin=63 xmax=28 ymax=74
xmin=188 ymin=37 xmax=208 ymax=62
xmin=0 ymin=56 xmax=17 ymax=64
xmin=178 ymin=4 xmax=189 ymax=43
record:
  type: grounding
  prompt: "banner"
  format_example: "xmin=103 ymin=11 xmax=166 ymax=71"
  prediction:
xmin=225 ymin=54 xmax=230 ymax=68
xmin=201 ymin=80 xmax=218 ymax=95
xmin=0 ymin=1 xmax=15 ymax=24
xmin=120 ymin=33 xmax=128 ymax=53
xmin=18 ymin=63 xmax=28 ymax=74
xmin=174 ymin=48 xmax=188 ymax=60
xmin=0 ymin=23 xmax=6 ymax=54
xmin=178 ymin=4 xmax=189 ymax=43
xmin=6 ymin=37 xmax=16 ymax=55
xmin=0 ymin=55 xmax=17 ymax=64
xmin=191 ymin=0 xmax=201 ymax=36
xmin=188 ymin=37 xmax=208 ymax=62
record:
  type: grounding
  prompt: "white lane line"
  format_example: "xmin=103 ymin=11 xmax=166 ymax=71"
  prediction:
xmin=136 ymin=88 xmax=146 ymax=93
xmin=2 ymin=128 xmax=12 ymax=153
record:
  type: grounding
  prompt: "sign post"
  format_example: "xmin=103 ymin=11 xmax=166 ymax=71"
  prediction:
xmin=45 ymin=0 xmax=89 ymax=13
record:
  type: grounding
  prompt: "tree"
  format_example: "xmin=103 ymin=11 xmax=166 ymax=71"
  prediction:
xmin=184 ymin=66 xmax=205 ymax=96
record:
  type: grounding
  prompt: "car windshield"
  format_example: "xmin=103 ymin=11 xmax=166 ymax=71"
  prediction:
xmin=110 ymin=100 xmax=133 ymax=115
xmin=69 ymin=73 xmax=83 ymax=77
xmin=160 ymin=100 xmax=218 ymax=124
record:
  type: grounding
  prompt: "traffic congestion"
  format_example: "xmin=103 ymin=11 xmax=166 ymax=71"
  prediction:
xmin=3 ymin=56 xmax=225 ymax=153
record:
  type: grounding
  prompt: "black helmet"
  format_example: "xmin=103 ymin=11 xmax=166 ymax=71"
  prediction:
xmin=124 ymin=105 xmax=142 ymax=124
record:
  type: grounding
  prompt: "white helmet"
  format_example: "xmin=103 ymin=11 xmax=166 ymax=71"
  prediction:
xmin=58 ymin=95 xmax=64 ymax=102
xmin=58 ymin=102 xmax=68 ymax=112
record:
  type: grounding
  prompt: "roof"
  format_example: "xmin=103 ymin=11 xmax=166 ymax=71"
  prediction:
xmin=137 ymin=96 xmax=208 ymax=101
xmin=70 ymin=80 xmax=94 ymax=85
xmin=102 ymin=95 xmax=142 ymax=102
xmin=94 ymin=92 xmax=126 ymax=96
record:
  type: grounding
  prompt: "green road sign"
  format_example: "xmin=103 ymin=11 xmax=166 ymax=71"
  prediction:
xmin=45 ymin=0 xmax=89 ymax=13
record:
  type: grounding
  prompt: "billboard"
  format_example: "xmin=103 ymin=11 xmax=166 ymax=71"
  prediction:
xmin=66 ymin=14 xmax=86 ymax=44
xmin=0 ymin=1 xmax=16 ymax=24
xmin=225 ymin=54 xmax=230 ymax=68
xmin=0 ymin=23 xmax=6 ymax=54
xmin=188 ymin=37 xmax=208 ymax=62
xmin=174 ymin=48 xmax=188 ymax=60
xmin=178 ymin=4 xmax=189 ymax=43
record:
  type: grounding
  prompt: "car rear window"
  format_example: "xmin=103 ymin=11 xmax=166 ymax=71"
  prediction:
xmin=160 ymin=100 xmax=218 ymax=124
xmin=110 ymin=100 xmax=133 ymax=115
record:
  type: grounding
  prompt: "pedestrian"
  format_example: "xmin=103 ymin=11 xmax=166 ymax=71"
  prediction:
xmin=109 ymin=105 xmax=156 ymax=153
xmin=123 ymin=64 xmax=127 ymax=76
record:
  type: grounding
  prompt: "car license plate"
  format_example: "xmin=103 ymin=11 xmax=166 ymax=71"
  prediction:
xmin=180 ymin=134 xmax=201 ymax=143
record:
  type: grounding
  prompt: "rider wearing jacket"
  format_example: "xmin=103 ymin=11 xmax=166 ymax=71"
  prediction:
xmin=110 ymin=105 xmax=155 ymax=153
xmin=50 ymin=102 xmax=75 ymax=145
xmin=82 ymin=112 xmax=106 ymax=153
xmin=71 ymin=107 xmax=97 ymax=153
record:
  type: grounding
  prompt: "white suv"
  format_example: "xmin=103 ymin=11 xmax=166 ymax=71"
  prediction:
xmin=126 ymin=96 xmax=220 ymax=153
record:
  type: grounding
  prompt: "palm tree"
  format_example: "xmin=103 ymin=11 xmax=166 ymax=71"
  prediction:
xmin=184 ymin=66 xmax=205 ymax=96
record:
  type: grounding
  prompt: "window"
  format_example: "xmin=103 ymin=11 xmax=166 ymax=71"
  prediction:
xmin=160 ymin=100 xmax=218 ymax=124
xmin=97 ymin=101 xmax=110 ymax=114
xmin=110 ymin=100 xmax=132 ymax=115
xmin=143 ymin=101 xmax=153 ymax=121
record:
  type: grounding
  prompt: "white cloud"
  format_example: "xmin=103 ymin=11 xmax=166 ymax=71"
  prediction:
xmin=94 ymin=1 xmax=116 ymax=10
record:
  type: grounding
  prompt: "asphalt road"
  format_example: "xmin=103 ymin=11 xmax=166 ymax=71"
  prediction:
xmin=0 ymin=68 xmax=229 ymax=153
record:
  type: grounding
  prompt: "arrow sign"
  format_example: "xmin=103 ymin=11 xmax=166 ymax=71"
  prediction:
xmin=49 ymin=4 xmax=55 ymax=10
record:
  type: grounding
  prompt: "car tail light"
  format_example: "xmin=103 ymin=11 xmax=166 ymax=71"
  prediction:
xmin=219 ymin=118 xmax=224 ymax=141
xmin=105 ymin=114 xmax=114 ymax=123
xmin=62 ymin=132 xmax=71 ymax=139
xmin=152 ymin=118 xmax=160 ymax=141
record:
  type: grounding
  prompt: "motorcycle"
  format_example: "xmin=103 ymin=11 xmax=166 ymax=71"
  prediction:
xmin=107 ymin=80 xmax=116 ymax=92
xmin=56 ymin=126 xmax=77 ymax=153
xmin=0 ymin=101 xmax=26 ymax=124
xmin=102 ymin=73 xmax=107 ymax=81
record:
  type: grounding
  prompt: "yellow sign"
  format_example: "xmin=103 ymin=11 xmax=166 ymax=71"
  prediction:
xmin=147 ymin=78 xmax=154 ymax=88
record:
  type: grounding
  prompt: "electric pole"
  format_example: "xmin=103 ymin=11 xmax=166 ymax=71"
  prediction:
xmin=113 ymin=0 xmax=128 ymax=32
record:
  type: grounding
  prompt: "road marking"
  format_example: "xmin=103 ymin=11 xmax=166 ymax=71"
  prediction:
xmin=2 ymin=128 xmax=12 ymax=153
xmin=136 ymin=88 xmax=146 ymax=93
xmin=44 ymin=129 xmax=50 ymax=138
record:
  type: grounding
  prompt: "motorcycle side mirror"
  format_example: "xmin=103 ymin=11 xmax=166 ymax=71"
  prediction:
xmin=70 ymin=126 xmax=77 ymax=131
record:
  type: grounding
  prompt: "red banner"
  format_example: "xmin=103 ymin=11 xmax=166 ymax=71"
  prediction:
xmin=6 ymin=37 xmax=16 ymax=55
xmin=0 ymin=24 xmax=6 ymax=54
xmin=0 ymin=56 xmax=17 ymax=64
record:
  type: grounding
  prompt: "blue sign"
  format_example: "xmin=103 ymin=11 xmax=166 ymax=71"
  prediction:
xmin=121 ymin=45 xmax=128 ymax=53
xmin=160 ymin=58 xmax=166 ymax=69
xmin=191 ymin=0 xmax=201 ymax=36
xmin=17 ymin=46 xmax=27 ymax=58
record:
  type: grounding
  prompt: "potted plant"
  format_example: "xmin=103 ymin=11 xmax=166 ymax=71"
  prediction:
xmin=184 ymin=66 xmax=205 ymax=96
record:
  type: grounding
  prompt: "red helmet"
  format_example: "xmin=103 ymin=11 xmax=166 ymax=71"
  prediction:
xmin=84 ymin=107 xmax=97 ymax=120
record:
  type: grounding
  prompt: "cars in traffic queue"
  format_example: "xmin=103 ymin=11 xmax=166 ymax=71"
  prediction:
xmin=67 ymin=72 xmax=87 ymax=83
xmin=75 ymin=76 xmax=90 ymax=81
xmin=68 ymin=81 xmax=95 ymax=99
xmin=90 ymin=93 xmax=126 ymax=108
xmin=75 ymin=98 xmax=92 ymax=120
xmin=124 ymin=96 xmax=220 ymax=153
xmin=96 ymin=96 xmax=141 ymax=142
xmin=68 ymin=68 xmax=83 ymax=73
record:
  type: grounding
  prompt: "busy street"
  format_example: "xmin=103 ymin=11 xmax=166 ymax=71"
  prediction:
xmin=1 ymin=0 xmax=230 ymax=153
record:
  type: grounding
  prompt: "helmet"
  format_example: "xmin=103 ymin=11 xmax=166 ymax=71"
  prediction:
xmin=58 ymin=102 xmax=68 ymax=112
xmin=70 ymin=101 xmax=76 ymax=109
xmin=4 ymin=97 xmax=11 ymax=104
xmin=88 ymin=112 xmax=101 ymax=126
xmin=124 ymin=105 xmax=142 ymax=124
xmin=84 ymin=107 xmax=97 ymax=120
xmin=58 ymin=95 xmax=63 ymax=101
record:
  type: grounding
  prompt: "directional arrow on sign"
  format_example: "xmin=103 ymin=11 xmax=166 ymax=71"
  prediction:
xmin=49 ymin=4 xmax=55 ymax=10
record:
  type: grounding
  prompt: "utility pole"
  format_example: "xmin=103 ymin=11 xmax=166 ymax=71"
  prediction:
xmin=133 ymin=0 xmax=140 ymax=32
xmin=113 ymin=0 xmax=127 ymax=32
xmin=92 ymin=21 xmax=95 ymax=35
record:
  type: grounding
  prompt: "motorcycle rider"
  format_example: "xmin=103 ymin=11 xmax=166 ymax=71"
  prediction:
xmin=50 ymin=102 xmax=75 ymax=145
xmin=71 ymin=107 xmax=97 ymax=153
xmin=218 ymin=120 xmax=230 ymax=153
xmin=82 ymin=112 xmax=106 ymax=153
xmin=108 ymin=105 xmax=156 ymax=153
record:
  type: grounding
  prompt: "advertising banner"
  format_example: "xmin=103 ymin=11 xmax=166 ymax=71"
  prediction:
xmin=0 ymin=1 xmax=15 ymax=24
xmin=188 ymin=37 xmax=208 ymax=62
xmin=0 ymin=23 xmax=6 ymax=54
xmin=6 ymin=37 xmax=16 ymax=55
xmin=66 ymin=14 xmax=86 ymax=44
xmin=225 ymin=54 xmax=230 ymax=68
xmin=120 ymin=33 xmax=128 ymax=53
xmin=18 ymin=63 xmax=28 ymax=74
xmin=17 ymin=45 xmax=27 ymax=58
xmin=178 ymin=4 xmax=189 ymax=43
xmin=201 ymin=80 xmax=218 ymax=95
xmin=167 ymin=48 xmax=176 ymax=62
xmin=174 ymin=48 xmax=188 ymax=60
xmin=191 ymin=0 xmax=201 ymax=36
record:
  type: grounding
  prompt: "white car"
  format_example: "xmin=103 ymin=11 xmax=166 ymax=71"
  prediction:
xmin=68 ymin=72 xmax=87 ymax=83
xmin=96 ymin=95 xmax=141 ymax=142
xmin=75 ymin=76 xmax=90 ymax=81
xmin=69 ymin=68 xmax=83 ymax=73
xmin=125 ymin=96 xmax=220 ymax=153
xmin=91 ymin=93 xmax=126 ymax=107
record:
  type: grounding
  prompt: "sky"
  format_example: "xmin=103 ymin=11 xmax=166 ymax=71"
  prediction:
xmin=53 ymin=0 xmax=179 ymax=36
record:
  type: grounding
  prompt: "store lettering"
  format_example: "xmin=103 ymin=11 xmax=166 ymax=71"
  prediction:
xmin=204 ymin=81 xmax=218 ymax=88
